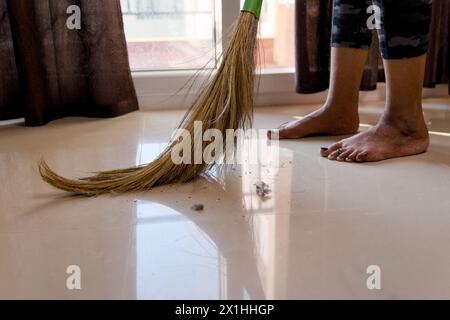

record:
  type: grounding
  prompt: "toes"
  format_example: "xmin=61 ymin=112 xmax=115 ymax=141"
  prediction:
xmin=345 ymin=150 xmax=359 ymax=162
xmin=328 ymin=148 xmax=346 ymax=160
xmin=337 ymin=149 xmax=354 ymax=161
xmin=320 ymin=147 xmax=329 ymax=156
xmin=328 ymin=142 xmax=343 ymax=153
xmin=268 ymin=120 xmax=293 ymax=140
xmin=269 ymin=122 xmax=298 ymax=140
xmin=321 ymin=142 xmax=342 ymax=157
xmin=355 ymin=151 xmax=369 ymax=162
xmin=267 ymin=129 xmax=280 ymax=140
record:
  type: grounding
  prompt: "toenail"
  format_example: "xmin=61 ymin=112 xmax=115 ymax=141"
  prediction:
xmin=321 ymin=147 xmax=329 ymax=151
xmin=269 ymin=130 xmax=281 ymax=140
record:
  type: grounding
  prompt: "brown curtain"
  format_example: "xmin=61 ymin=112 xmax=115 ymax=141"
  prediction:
xmin=0 ymin=0 xmax=138 ymax=127
xmin=295 ymin=0 xmax=450 ymax=95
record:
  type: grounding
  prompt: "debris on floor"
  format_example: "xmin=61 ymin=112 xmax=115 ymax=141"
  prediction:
xmin=191 ymin=204 xmax=205 ymax=212
xmin=255 ymin=181 xmax=271 ymax=200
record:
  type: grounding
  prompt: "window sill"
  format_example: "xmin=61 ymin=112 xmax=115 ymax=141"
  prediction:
xmin=132 ymin=68 xmax=301 ymax=110
xmin=132 ymin=70 xmax=448 ymax=110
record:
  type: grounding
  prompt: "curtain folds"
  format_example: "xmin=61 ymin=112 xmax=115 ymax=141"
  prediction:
xmin=295 ymin=0 xmax=450 ymax=95
xmin=0 ymin=0 xmax=138 ymax=127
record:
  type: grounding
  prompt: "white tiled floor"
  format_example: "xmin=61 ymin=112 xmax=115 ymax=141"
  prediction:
xmin=1 ymin=99 xmax=450 ymax=299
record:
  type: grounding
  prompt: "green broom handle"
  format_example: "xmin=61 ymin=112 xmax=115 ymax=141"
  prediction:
xmin=241 ymin=0 xmax=264 ymax=19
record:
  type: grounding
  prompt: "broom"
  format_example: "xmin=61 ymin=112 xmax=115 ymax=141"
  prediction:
xmin=38 ymin=0 xmax=264 ymax=196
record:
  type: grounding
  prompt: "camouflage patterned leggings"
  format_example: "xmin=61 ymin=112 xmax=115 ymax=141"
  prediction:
xmin=331 ymin=0 xmax=433 ymax=59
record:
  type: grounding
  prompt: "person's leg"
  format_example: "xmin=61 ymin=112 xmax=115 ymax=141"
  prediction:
xmin=268 ymin=47 xmax=366 ymax=139
xmin=322 ymin=55 xmax=430 ymax=162
xmin=322 ymin=0 xmax=433 ymax=162
xmin=268 ymin=0 xmax=372 ymax=140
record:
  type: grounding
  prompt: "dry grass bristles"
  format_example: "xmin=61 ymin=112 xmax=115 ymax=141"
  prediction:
xmin=39 ymin=12 xmax=260 ymax=196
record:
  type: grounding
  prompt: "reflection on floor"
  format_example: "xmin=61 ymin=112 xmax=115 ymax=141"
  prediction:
xmin=1 ymin=99 xmax=450 ymax=299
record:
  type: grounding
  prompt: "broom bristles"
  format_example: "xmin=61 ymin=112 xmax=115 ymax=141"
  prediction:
xmin=38 ymin=12 xmax=259 ymax=196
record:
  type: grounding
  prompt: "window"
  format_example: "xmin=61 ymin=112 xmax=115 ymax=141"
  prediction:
xmin=122 ymin=0 xmax=295 ymax=71
xmin=255 ymin=0 xmax=295 ymax=69
xmin=122 ymin=0 xmax=303 ymax=109
xmin=121 ymin=0 xmax=217 ymax=71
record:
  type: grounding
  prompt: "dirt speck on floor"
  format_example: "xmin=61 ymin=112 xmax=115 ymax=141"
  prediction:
xmin=191 ymin=204 xmax=204 ymax=212
xmin=255 ymin=181 xmax=271 ymax=200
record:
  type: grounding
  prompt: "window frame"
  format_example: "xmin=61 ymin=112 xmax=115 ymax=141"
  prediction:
xmin=130 ymin=0 xmax=307 ymax=109
xmin=129 ymin=0 xmax=446 ymax=110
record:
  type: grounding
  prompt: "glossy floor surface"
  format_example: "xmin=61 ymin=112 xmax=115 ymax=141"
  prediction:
xmin=1 ymin=99 xmax=450 ymax=299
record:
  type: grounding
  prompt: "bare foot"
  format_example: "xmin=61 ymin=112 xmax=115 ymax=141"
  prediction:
xmin=321 ymin=114 xmax=430 ymax=162
xmin=268 ymin=104 xmax=359 ymax=140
